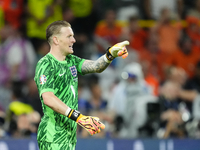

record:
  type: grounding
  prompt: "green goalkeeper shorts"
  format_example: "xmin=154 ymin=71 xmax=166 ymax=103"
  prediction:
xmin=38 ymin=141 xmax=76 ymax=150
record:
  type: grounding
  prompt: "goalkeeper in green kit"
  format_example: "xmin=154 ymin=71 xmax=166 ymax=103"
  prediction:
xmin=34 ymin=20 xmax=129 ymax=150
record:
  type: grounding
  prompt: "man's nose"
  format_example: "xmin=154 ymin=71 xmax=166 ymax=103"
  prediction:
xmin=72 ymin=37 xmax=76 ymax=43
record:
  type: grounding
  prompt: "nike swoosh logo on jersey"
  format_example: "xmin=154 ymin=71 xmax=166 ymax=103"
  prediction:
xmin=59 ymin=72 xmax=65 ymax=76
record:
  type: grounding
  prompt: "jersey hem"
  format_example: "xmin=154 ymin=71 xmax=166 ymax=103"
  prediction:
xmin=37 ymin=140 xmax=77 ymax=144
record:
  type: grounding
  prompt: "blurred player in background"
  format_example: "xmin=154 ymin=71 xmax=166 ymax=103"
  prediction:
xmin=34 ymin=20 xmax=129 ymax=150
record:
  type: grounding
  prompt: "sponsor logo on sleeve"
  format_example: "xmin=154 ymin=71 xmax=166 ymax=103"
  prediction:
xmin=40 ymin=75 xmax=47 ymax=85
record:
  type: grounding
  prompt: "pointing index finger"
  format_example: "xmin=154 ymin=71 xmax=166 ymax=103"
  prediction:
xmin=118 ymin=40 xmax=129 ymax=47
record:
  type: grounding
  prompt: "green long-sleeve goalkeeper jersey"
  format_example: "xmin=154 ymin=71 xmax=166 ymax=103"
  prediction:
xmin=34 ymin=53 xmax=85 ymax=144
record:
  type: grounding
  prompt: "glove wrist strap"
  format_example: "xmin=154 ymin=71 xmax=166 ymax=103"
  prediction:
xmin=103 ymin=55 xmax=112 ymax=63
xmin=105 ymin=47 xmax=115 ymax=61
xmin=67 ymin=109 xmax=81 ymax=122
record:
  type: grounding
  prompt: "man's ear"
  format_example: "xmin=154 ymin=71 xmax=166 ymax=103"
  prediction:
xmin=52 ymin=36 xmax=59 ymax=45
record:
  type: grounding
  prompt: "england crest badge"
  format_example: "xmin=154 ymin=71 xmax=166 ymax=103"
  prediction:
xmin=69 ymin=66 xmax=77 ymax=77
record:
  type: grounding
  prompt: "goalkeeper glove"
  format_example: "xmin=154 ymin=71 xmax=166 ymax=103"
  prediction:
xmin=67 ymin=109 xmax=105 ymax=135
xmin=104 ymin=40 xmax=129 ymax=63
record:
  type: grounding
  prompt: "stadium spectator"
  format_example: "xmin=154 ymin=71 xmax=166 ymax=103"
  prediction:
xmin=185 ymin=16 xmax=200 ymax=50
xmin=0 ymin=0 xmax=25 ymax=29
xmin=121 ymin=15 xmax=148 ymax=51
xmin=157 ymin=66 xmax=199 ymax=138
xmin=180 ymin=61 xmax=200 ymax=138
xmin=181 ymin=61 xmax=200 ymax=120
xmin=94 ymin=9 xmax=123 ymax=54
xmin=151 ymin=7 xmax=181 ymax=54
xmin=158 ymin=81 xmax=186 ymax=138
xmin=165 ymin=35 xmax=200 ymax=78
xmin=162 ymin=62 xmax=200 ymax=139
xmin=165 ymin=66 xmax=187 ymax=86
xmin=0 ymin=24 xmax=36 ymax=87
xmin=2 ymin=80 xmax=41 ymax=138
xmin=138 ymin=36 xmax=165 ymax=92
xmin=7 ymin=111 xmax=41 ymax=138
xmin=68 ymin=0 xmax=93 ymax=18
xmin=5 ymin=82 xmax=34 ymax=138
xmin=62 ymin=7 xmax=75 ymax=24
xmin=107 ymin=62 xmax=154 ymax=138
xmin=78 ymin=79 xmax=108 ymax=138
xmin=26 ymin=0 xmax=63 ymax=48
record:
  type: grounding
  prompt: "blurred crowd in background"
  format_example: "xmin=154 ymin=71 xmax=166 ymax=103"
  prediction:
xmin=1 ymin=0 xmax=200 ymax=140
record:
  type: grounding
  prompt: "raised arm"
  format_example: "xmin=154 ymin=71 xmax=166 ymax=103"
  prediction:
xmin=81 ymin=40 xmax=129 ymax=75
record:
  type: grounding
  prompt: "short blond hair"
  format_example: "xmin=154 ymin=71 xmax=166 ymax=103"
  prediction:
xmin=46 ymin=20 xmax=71 ymax=44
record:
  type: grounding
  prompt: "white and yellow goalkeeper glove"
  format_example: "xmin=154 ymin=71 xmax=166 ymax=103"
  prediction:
xmin=67 ymin=109 xmax=105 ymax=135
xmin=104 ymin=40 xmax=129 ymax=63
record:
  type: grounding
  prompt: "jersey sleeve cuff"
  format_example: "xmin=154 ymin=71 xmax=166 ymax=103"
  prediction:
xmin=40 ymin=89 xmax=55 ymax=97
xmin=78 ymin=59 xmax=86 ymax=75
